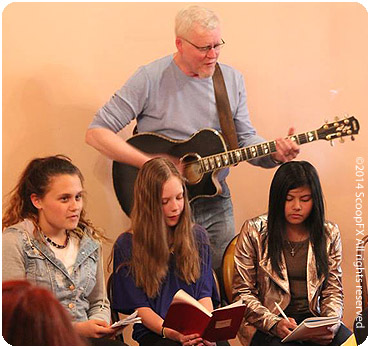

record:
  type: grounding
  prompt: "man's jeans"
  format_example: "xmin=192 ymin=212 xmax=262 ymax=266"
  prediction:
xmin=190 ymin=181 xmax=235 ymax=272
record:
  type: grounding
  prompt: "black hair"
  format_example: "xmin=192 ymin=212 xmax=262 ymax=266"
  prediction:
xmin=267 ymin=161 xmax=328 ymax=280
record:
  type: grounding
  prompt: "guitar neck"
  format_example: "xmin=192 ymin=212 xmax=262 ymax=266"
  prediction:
xmin=199 ymin=130 xmax=318 ymax=173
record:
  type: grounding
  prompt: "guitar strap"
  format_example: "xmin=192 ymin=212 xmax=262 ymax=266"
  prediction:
xmin=212 ymin=63 xmax=239 ymax=150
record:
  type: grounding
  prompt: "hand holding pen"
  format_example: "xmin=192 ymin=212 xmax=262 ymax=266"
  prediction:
xmin=272 ymin=302 xmax=297 ymax=338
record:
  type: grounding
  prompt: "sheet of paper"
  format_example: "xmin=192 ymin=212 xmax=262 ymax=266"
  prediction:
xmin=110 ymin=310 xmax=142 ymax=328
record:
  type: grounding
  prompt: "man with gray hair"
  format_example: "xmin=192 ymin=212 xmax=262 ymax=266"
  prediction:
xmin=86 ymin=5 xmax=299 ymax=284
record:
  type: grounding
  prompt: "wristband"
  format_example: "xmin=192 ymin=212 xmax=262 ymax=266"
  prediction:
xmin=161 ymin=326 xmax=166 ymax=338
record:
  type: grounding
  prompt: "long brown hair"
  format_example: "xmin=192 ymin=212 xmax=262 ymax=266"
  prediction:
xmin=2 ymin=154 xmax=106 ymax=242
xmin=129 ymin=157 xmax=200 ymax=298
xmin=2 ymin=280 xmax=86 ymax=345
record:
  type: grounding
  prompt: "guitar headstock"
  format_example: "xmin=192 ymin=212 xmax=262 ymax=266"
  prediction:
xmin=317 ymin=116 xmax=360 ymax=142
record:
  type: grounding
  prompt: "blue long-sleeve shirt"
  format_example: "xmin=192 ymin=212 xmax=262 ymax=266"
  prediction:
xmin=112 ymin=224 xmax=218 ymax=342
xmin=89 ymin=55 xmax=277 ymax=174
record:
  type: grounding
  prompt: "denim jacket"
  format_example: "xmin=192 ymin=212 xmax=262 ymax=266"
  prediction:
xmin=2 ymin=219 xmax=111 ymax=324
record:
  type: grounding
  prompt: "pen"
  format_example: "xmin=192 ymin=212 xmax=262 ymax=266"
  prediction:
xmin=274 ymin=302 xmax=289 ymax=321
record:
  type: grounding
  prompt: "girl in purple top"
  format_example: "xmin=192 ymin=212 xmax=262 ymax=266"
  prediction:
xmin=113 ymin=158 xmax=218 ymax=345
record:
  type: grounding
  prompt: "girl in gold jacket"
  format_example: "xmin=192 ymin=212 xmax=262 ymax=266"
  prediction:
xmin=233 ymin=161 xmax=351 ymax=345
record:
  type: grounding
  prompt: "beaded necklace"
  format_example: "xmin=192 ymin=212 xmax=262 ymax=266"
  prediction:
xmin=43 ymin=231 xmax=70 ymax=249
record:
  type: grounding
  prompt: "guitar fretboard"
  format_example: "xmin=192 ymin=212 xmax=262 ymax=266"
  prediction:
xmin=198 ymin=130 xmax=318 ymax=174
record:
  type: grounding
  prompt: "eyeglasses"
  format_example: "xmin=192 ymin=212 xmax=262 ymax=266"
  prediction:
xmin=182 ymin=38 xmax=225 ymax=54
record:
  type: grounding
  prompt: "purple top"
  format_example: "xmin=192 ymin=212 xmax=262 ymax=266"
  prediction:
xmin=112 ymin=224 xmax=218 ymax=341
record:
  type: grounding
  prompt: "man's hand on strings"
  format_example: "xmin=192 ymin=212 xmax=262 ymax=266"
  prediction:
xmin=271 ymin=127 xmax=300 ymax=163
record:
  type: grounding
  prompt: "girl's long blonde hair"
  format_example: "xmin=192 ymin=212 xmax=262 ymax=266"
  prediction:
xmin=129 ymin=158 xmax=201 ymax=298
xmin=2 ymin=155 xmax=106 ymax=242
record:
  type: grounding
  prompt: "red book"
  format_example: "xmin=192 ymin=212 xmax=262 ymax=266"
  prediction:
xmin=162 ymin=289 xmax=246 ymax=342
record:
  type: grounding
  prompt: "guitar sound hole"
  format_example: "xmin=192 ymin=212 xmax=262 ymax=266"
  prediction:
xmin=182 ymin=154 xmax=203 ymax=185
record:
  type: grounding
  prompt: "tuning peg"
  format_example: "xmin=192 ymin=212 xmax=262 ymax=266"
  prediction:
xmin=339 ymin=137 xmax=345 ymax=143
xmin=351 ymin=135 xmax=355 ymax=141
xmin=333 ymin=116 xmax=340 ymax=127
xmin=330 ymin=140 xmax=335 ymax=147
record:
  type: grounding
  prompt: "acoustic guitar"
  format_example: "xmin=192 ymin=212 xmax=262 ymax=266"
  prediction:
xmin=113 ymin=116 xmax=359 ymax=215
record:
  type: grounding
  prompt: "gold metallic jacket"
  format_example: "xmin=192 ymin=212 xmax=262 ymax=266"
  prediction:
xmin=232 ymin=214 xmax=343 ymax=343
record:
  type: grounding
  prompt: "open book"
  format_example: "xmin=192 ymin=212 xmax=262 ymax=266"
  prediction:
xmin=162 ymin=289 xmax=246 ymax=342
xmin=282 ymin=315 xmax=340 ymax=343
xmin=110 ymin=310 xmax=142 ymax=328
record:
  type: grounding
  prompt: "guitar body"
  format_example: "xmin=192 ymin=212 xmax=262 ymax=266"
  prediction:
xmin=112 ymin=129 xmax=228 ymax=216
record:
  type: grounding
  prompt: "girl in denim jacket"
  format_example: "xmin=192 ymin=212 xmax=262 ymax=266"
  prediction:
xmin=2 ymin=155 xmax=117 ymax=342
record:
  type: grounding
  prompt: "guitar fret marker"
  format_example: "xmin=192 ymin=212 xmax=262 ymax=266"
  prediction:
xmin=204 ymin=159 xmax=210 ymax=171
xmin=262 ymin=144 xmax=269 ymax=154
xmin=215 ymin=156 xmax=222 ymax=168
xmin=251 ymin=146 xmax=257 ymax=157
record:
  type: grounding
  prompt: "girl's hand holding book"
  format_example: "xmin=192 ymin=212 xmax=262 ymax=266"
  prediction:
xmin=302 ymin=325 xmax=335 ymax=345
xmin=164 ymin=327 xmax=215 ymax=346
